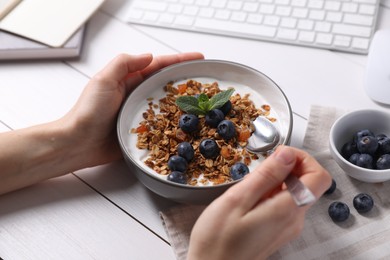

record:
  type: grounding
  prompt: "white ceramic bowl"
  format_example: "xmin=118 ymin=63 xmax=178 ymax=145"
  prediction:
xmin=117 ymin=60 xmax=293 ymax=204
xmin=329 ymin=109 xmax=390 ymax=183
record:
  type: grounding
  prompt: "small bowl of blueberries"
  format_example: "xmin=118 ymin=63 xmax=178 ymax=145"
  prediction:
xmin=329 ymin=109 xmax=390 ymax=183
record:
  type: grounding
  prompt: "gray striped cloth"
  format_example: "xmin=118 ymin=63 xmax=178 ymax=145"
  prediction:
xmin=161 ymin=105 xmax=390 ymax=260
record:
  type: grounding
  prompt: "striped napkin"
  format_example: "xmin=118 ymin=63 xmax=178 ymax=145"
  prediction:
xmin=160 ymin=105 xmax=390 ymax=259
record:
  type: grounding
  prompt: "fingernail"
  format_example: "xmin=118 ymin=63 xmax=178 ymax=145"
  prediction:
xmin=274 ymin=146 xmax=295 ymax=165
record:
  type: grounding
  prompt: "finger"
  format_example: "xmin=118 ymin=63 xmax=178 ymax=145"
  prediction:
xmin=140 ymin=52 xmax=205 ymax=76
xmin=252 ymin=193 xmax=306 ymax=257
xmin=96 ymin=53 xmax=153 ymax=82
xmin=222 ymin=146 xmax=296 ymax=213
xmin=125 ymin=52 xmax=205 ymax=92
xmin=290 ymin=148 xmax=332 ymax=199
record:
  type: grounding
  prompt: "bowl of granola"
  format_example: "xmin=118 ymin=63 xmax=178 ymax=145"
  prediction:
xmin=117 ymin=60 xmax=293 ymax=204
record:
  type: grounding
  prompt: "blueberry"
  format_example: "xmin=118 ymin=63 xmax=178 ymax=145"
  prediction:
xmin=167 ymin=171 xmax=187 ymax=184
xmin=220 ymin=100 xmax=232 ymax=115
xmin=324 ymin=179 xmax=337 ymax=195
xmin=357 ymin=154 xmax=374 ymax=169
xmin=353 ymin=193 xmax=374 ymax=213
xmin=353 ymin=129 xmax=375 ymax=143
xmin=349 ymin=153 xmax=374 ymax=169
xmin=357 ymin=136 xmax=378 ymax=155
xmin=328 ymin=201 xmax=350 ymax=222
xmin=377 ymin=134 xmax=390 ymax=154
xmin=167 ymin=155 xmax=188 ymax=172
xmin=348 ymin=153 xmax=360 ymax=165
xmin=217 ymin=120 xmax=236 ymax=140
xmin=341 ymin=141 xmax=358 ymax=160
xmin=199 ymin=139 xmax=220 ymax=159
xmin=179 ymin=114 xmax=199 ymax=133
xmin=376 ymin=154 xmax=390 ymax=170
xmin=177 ymin=142 xmax=194 ymax=162
xmin=230 ymin=162 xmax=250 ymax=180
xmin=205 ymin=109 xmax=225 ymax=128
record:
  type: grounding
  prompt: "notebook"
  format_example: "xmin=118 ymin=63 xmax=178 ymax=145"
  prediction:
xmin=0 ymin=0 xmax=104 ymax=47
xmin=0 ymin=25 xmax=85 ymax=60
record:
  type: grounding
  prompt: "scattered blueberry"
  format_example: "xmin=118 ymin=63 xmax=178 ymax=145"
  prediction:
xmin=376 ymin=154 xmax=390 ymax=170
xmin=328 ymin=201 xmax=350 ymax=222
xmin=199 ymin=138 xmax=220 ymax=159
xmin=219 ymin=100 xmax=232 ymax=115
xmin=353 ymin=193 xmax=374 ymax=213
xmin=356 ymin=135 xmax=378 ymax=155
xmin=324 ymin=179 xmax=337 ymax=195
xmin=217 ymin=120 xmax=236 ymax=140
xmin=167 ymin=155 xmax=188 ymax=172
xmin=167 ymin=171 xmax=187 ymax=184
xmin=230 ymin=162 xmax=250 ymax=180
xmin=341 ymin=141 xmax=358 ymax=160
xmin=179 ymin=114 xmax=199 ymax=133
xmin=205 ymin=109 xmax=225 ymax=128
xmin=177 ymin=142 xmax=195 ymax=162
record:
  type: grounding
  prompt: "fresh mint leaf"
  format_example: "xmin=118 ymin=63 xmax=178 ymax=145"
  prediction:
xmin=197 ymin=93 xmax=210 ymax=111
xmin=175 ymin=96 xmax=205 ymax=115
xmin=209 ymin=88 xmax=235 ymax=110
xmin=197 ymin=93 xmax=209 ymax=103
xmin=175 ymin=88 xmax=235 ymax=115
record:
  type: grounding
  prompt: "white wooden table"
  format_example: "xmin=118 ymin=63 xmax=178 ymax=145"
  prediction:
xmin=1 ymin=1 xmax=389 ymax=259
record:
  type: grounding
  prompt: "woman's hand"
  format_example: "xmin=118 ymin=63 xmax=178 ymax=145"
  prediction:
xmin=0 ymin=52 xmax=204 ymax=195
xmin=62 ymin=52 xmax=204 ymax=167
xmin=187 ymin=146 xmax=331 ymax=260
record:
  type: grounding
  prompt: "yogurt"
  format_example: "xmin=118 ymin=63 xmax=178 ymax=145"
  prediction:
xmin=128 ymin=77 xmax=280 ymax=185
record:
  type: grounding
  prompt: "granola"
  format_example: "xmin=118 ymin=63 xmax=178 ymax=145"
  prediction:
xmin=131 ymin=79 xmax=276 ymax=186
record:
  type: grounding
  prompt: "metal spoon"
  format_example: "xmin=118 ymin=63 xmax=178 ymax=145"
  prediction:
xmin=246 ymin=116 xmax=316 ymax=207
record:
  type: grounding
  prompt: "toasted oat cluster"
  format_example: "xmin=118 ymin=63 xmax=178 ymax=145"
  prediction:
xmin=131 ymin=79 xmax=275 ymax=186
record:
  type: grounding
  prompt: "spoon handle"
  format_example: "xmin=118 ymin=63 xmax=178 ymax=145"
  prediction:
xmin=284 ymin=175 xmax=316 ymax=207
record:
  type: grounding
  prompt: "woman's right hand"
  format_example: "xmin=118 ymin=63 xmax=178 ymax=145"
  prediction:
xmin=187 ymin=146 xmax=331 ymax=260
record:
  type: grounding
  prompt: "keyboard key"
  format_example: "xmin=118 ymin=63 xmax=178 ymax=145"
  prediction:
xmin=332 ymin=23 xmax=371 ymax=37
xmin=215 ymin=9 xmax=231 ymax=19
xmin=143 ymin=12 xmax=159 ymax=22
xmin=316 ymin=33 xmax=333 ymax=45
xmin=334 ymin=35 xmax=351 ymax=47
xmin=326 ymin=11 xmax=342 ymax=22
xmin=231 ymin=11 xmax=247 ymax=22
xmin=352 ymin=37 xmax=370 ymax=49
xmin=264 ymin=15 xmax=280 ymax=26
xmin=277 ymin=28 xmax=298 ymax=40
xmin=194 ymin=18 xmax=277 ymax=37
xmin=199 ymin=7 xmax=214 ymax=17
xmin=344 ymin=13 xmax=374 ymax=26
xmin=175 ymin=15 xmax=195 ymax=26
xmin=280 ymin=17 xmax=297 ymax=28
xmin=299 ymin=31 xmax=315 ymax=42
xmin=247 ymin=13 xmax=263 ymax=24
xmin=359 ymin=4 xmax=376 ymax=15
xmin=314 ymin=21 xmax=331 ymax=32
xmin=159 ymin=13 xmax=175 ymax=24
xmin=133 ymin=1 xmax=167 ymax=11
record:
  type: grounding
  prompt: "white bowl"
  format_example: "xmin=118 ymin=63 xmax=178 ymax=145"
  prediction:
xmin=329 ymin=109 xmax=390 ymax=183
xmin=117 ymin=60 xmax=293 ymax=204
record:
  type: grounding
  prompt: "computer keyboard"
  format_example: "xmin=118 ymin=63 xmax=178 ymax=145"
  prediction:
xmin=126 ymin=0 xmax=381 ymax=54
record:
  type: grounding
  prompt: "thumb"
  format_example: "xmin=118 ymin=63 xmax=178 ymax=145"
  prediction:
xmin=225 ymin=146 xmax=296 ymax=213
